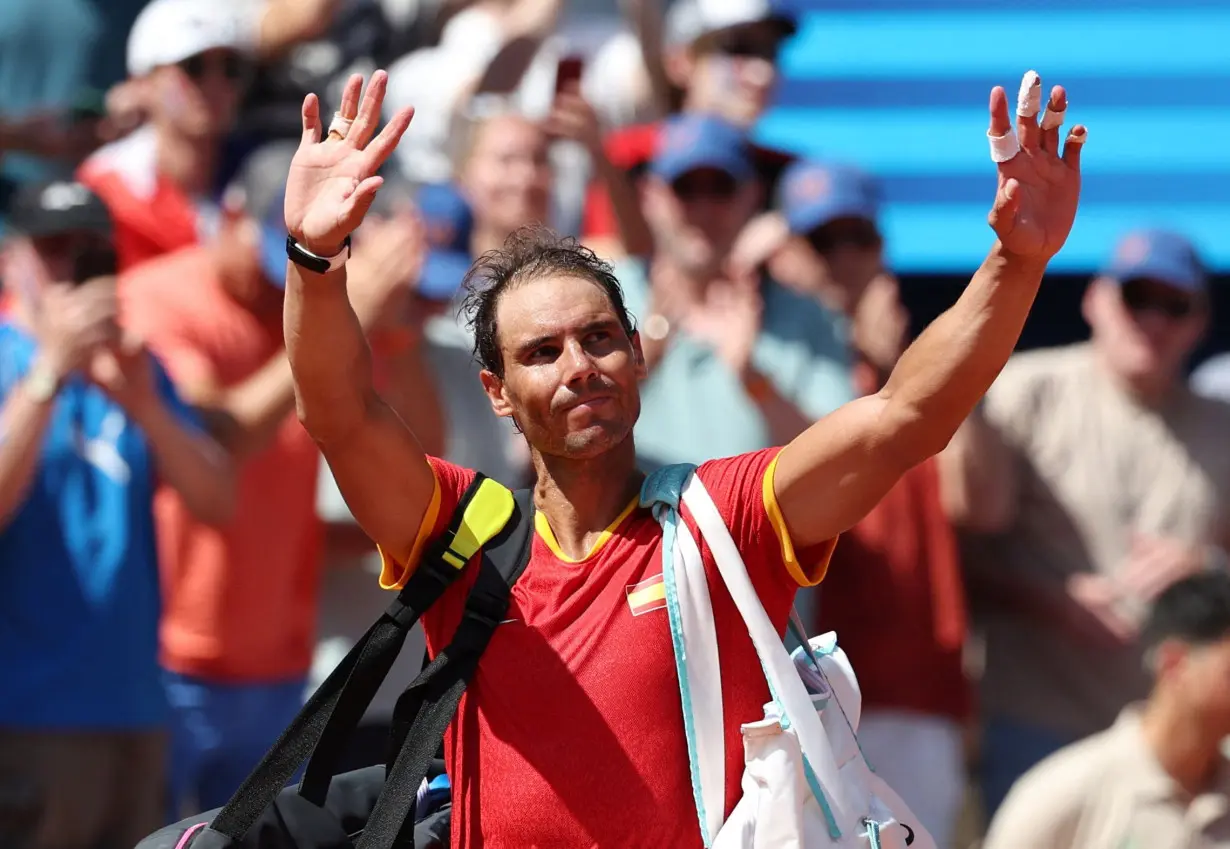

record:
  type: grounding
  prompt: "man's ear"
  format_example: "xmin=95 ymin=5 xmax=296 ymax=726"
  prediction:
xmin=631 ymin=330 xmax=648 ymax=381
xmin=479 ymin=368 xmax=514 ymax=419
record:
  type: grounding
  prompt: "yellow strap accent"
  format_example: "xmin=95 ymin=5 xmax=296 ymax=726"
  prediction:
xmin=443 ymin=476 xmax=516 ymax=568
xmin=763 ymin=453 xmax=837 ymax=587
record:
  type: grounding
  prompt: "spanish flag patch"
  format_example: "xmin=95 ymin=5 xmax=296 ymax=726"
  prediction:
xmin=626 ymin=574 xmax=666 ymax=616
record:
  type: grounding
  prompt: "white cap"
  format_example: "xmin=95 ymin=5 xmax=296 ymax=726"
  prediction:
xmin=126 ymin=0 xmax=256 ymax=77
xmin=665 ymin=0 xmax=794 ymax=47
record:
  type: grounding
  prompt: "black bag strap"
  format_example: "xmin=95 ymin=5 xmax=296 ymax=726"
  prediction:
xmin=206 ymin=473 xmax=507 ymax=841
xmin=358 ymin=487 xmax=535 ymax=849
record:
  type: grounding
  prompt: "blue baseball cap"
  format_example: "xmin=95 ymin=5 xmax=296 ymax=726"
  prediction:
xmin=650 ymin=114 xmax=754 ymax=185
xmin=777 ymin=161 xmax=879 ymax=235
xmin=415 ymin=182 xmax=473 ymax=301
xmin=1102 ymin=229 xmax=1206 ymax=293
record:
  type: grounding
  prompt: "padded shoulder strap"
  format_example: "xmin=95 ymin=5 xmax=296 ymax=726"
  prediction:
xmin=210 ymin=473 xmax=523 ymax=838
xmin=361 ymin=487 xmax=535 ymax=849
xmin=390 ymin=472 xmax=516 ymax=619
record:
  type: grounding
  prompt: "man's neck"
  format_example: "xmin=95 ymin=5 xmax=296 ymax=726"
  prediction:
xmin=1094 ymin=345 xmax=1182 ymax=410
xmin=531 ymin=437 xmax=643 ymax=561
xmin=155 ymin=129 xmax=216 ymax=198
xmin=1140 ymin=696 xmax=1224 ymax=796
xmin=471 ymin=226 xmax=510 ymax=261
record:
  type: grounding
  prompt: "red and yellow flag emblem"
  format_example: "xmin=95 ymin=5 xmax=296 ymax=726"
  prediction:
xmin=626 ymin=574 xmax=666 ymax=616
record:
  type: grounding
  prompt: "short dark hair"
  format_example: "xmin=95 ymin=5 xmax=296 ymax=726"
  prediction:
xmin=460 ymin=224 xmax=637 ymax=377
xmin=1141 ymin=569 xmax=1230 ymax=652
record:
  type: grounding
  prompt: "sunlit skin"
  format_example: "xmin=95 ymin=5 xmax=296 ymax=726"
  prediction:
xmin=479 ymin=274 xmax=646 ymax=462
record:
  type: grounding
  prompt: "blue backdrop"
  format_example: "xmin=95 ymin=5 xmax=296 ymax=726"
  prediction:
xmin=759 ymin=0 xmax=1230 ymax=274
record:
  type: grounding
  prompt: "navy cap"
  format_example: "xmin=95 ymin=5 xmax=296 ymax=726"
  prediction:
xmin=777 ymin=161 xmax=879 ymax=235
xmin=8 ymin=180 xmax=113 ymax=238
xmin=416 ymin=182 xmax=473 ymax=302
xmin=650 ymin=114 xmax=754 ymax=184
xmin=1102 ymin=229 xmax=1206 ymax=293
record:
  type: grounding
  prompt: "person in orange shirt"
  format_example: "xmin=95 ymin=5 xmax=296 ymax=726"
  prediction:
xmin=119 ymin=140 xmax=419 ymax=817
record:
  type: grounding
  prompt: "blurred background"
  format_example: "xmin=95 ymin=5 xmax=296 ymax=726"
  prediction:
xmin=2 ymin=0 xmax=1230 ymax=847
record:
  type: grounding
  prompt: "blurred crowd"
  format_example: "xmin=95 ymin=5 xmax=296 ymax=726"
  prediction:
xmin=3 ymin=1 xmax=1230 ymax=848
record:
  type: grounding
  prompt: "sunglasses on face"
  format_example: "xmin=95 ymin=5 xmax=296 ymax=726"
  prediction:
xmin=706 ymin=24 xmax=786 ymax=62
xmin=31 ymin=233 xmax=118 ymax=285
xmin=806 ymin=218 xmax=882 ymax=255
xmin=672 ymin=170 xmax=740 ymax=201
xmin=1119 ymin=278 xmax=1198 ymax=320
xmin=177 ymin=50 xmax=248 ymax=83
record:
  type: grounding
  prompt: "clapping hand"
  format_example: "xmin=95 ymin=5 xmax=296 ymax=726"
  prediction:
xmin=88 ymin=331 xmax=160 ymax=421
xmin=284 ymin=71 xmax=415 ymax=259
xmin=985 ymin=72 xmax=1085 ymax=262
xmin=681 ymin=268 xmax=764 ymax=379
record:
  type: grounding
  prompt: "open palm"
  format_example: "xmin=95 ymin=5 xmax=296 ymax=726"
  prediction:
xmin=985 ymin=73 xmax=1086 ymax=261
xmin=285 ymin=71 xmax=414 ymax=256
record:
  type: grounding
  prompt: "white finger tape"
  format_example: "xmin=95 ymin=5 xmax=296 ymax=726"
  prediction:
xmin=988 ymin=130 xmax=1021 ymax=163
xmin=327 ymin=112 xmax=353 ymax=138
xmin=1016 ymin=70 xmax=1042 ymax=117
xmin=1040 ymin=108 xmax=1066 ymax=131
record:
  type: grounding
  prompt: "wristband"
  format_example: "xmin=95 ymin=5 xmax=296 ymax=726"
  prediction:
xmin=286 ymin=235 xmax=351 ymax=274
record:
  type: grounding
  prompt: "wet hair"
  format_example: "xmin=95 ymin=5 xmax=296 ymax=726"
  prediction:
xmin=1142 ymin=569 xmax=1230 ymax=654
xmin=460 ymin=224 xmax=637 ymax=377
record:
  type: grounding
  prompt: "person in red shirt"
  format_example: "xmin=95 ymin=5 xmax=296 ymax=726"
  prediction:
xmin=583 ymin=0 xmax=797 ymax=256
xmin=77 ymin=0 xmax=254 ymax=271
xmin=282 ymin=70 xmax=1084 ymax=846
xmin=818 ymin=273 xmax=972 ymax=849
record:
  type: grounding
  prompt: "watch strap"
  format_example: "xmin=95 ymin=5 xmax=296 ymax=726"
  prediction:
xmin=24 ymin=362 xmax=60 ymax=403
xmin=286 ymin=235 xmax=351 ymax=274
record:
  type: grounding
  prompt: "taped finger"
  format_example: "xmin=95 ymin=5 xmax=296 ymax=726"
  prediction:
xmin=1041 ymin=107 xmax=1066 ymax=131
xmin=327 ymin=112 xmax=353 ymax=140
xmin=1016 ymin=70 xmax=1042 ymax=117
xmin=988 ymin=129 xmax=1021 ymax=163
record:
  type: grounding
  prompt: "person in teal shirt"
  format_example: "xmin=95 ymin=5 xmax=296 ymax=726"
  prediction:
xmin=617 ymin=114 xmax=853 ymax=472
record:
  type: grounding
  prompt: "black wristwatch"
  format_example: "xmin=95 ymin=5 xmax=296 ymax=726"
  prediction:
xmin=286 ymin=235 xmax=351 ymax=274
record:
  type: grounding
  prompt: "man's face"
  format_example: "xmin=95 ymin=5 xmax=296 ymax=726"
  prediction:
xmin=1 ymin=231 xmax=116 ymax=300
xmin=779 ymin=216 xmax=885 ymax=302
xmin=684 ymin=21 xmax=789 ymax=128
xmin=149 ymin=48 xmax=247 ymax=139
xmin=480 ymin=274 xmax=645 ymax=460
xmin=1085 ymin=276 xmax=1206 ymax=386
xmin=645 ymin=167 xmax=759 ymax=277
xmin=462 ymin=116 xmax=553 ymax=239
xmin=1166 ymin=636 xmax=1230 ymax=740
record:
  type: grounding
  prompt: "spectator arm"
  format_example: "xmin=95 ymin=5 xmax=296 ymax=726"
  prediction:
xmin=257 ymin=0 xmax=345 ymax=58
xmin=937 ymin=403 xmax=1019 ymax=533
xmin=620 ymin=0 xmax=673 ymax=117
xmin=0 ymin=375 xmax=58 ymax=531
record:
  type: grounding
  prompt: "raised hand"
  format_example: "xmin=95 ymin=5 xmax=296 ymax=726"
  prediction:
xmin=986 ymin=71 xmax=1085 ymax=261
xmin=36 ymin=278 xmax=121 ymax=380
xmin=284 ymin=71 xmax=415 ymax=257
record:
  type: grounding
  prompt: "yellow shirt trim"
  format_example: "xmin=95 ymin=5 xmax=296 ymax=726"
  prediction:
xmin=536 ymin=496 xmax=640 ymax=564
xmin=378 ymin=460 xmax=442 ymax=590
xmin=763 ymin=453 xmax=836 ymax=587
